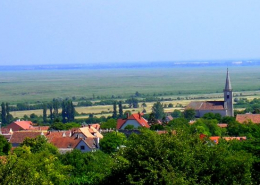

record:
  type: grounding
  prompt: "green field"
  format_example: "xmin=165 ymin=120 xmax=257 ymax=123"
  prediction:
xmin=1 ymin=66 xmax=260 ymax=103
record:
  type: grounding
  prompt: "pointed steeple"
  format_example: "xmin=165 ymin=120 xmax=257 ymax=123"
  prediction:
xmin=224 ymin=68 xmax=232 ymax=90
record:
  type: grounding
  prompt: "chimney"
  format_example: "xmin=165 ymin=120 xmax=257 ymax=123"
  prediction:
xmin=41 ymin=131 xmax=44 ymax=136
xmin=9 ymin=128 xmax=13 ymax=134
xmin=62 ymin=132 xmax=66 ymax=137
xmin=138 ymin=112 xmax=141 ymax=119
xmin=88 ymin=124 xmax=91 ymax=128
xmin=69 ymin=131 xmax=72 ymax=137
xmin=126 ymin=113 xmax=129 ymax=118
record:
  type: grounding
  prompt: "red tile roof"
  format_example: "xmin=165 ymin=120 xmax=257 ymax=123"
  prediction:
xmin=50 ymin=137 xmax=81 ymax=149
xmin=116 ymin=119 xmax=126 ymax=130
xmin=9 ymin=131 xmax=43 ymax=144
xmin=116 ymin=113 xmax=149 ymax=129
xmin=28 ymin=126 xmax=50 ymax=131
xmin=45 ymin=131 xmax=72 ymax=142
xmin=236 ymin=114 xmax=260 ymax=124
xmin=186 ymin=101 xmax=225 ymax=110
xmin=13 ymin=121 xmax=33 ymax=130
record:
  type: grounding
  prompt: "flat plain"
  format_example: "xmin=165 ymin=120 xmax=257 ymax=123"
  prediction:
xmin=1 ymin=66 xmax=260 ymax=104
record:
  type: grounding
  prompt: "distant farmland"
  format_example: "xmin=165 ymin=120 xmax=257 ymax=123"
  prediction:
xmin=0 ymin=66 xmax=260 ymax=103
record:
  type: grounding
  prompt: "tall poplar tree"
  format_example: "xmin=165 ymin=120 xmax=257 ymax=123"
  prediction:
xmin=43 ymin=104 xmax=47 ymax=123
xmin=118 ymin=101 xmax=123 ymax=118
xmin=5 ymin=103 xmax=12 ymax=124
xmin=112 ymin=101 xmax=117 ymax=118
xmin=1 ymin=102 xmax=6 ymax=125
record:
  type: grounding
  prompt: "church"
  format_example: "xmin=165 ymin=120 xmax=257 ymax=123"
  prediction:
xmin=186 ymin=69 xmax=234 ymax=117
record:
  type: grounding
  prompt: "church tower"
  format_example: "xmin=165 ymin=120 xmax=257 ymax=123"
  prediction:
xmin=223 ymin=69 xmax=234 ymax=117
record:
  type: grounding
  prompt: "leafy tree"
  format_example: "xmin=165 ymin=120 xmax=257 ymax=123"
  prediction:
xmin=21 ymin=136 xmax=58 ymax=154
xmin=102 ymin=129 xmax=253 ymax=184
xmin=62 ymin=100 xmax=75 ymax=123
xmin=100 ymin=119 xmax=117 ymax=129
xmin=171 ymin=109 xmax=182 ymax=118
xmin=112 ymin=101 xmax=117 ymax=118
xmin=168 ymin=103 xmax=174 ymax=108
xmin=150 ymin=124 xmax=164 ymax=130
xmin=59 ymin=150 xmax=113 ymax=184
xmin=49 ymin=122 xmax=81 ymax=130
xmin=100 ymin=131 xmax=126 ymax=154
xmin=0 ymin=135 xmax=11 ymax=155
xmin=168 ymin=117 xmax=189 ymax=130
xmin=49 ymin=103 xmax=53 ymax=122
xmin=202 ymin=112 xmax=222 ymax=122
xmin=5 ymin=103 xmax=12 ymax=124
xmin=118 ymin=101 xmax=123 ymax=118
xmin=191 ymin=118 xmax=222 ymax=136
xmin=1 ymin=102 xmax=6 ymax=125
xmin=52 ymin=99 xmax=59 ymax=119
xmin=148 ymin=112 xmax=158 ymax=125
xmin=43 ymin=104 xmax=47 ymax=123
xmin=124 ymin=125 xmax=135 ymax=130
xmin=0 ymin=146 xmax=69 ymax=184
xmin=152 ymin=101 xmax=165 ymax=119
xmin=184 ymin=108 xmax=196 ymax=120
xmin=125 ymin=98 xmax=139 ymax=108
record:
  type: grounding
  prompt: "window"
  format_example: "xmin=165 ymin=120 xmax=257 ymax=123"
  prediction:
xmin=227 ymin=95 xmax=229 ymax=99
xmin=80 ymin=146 xmax=85 ymax=150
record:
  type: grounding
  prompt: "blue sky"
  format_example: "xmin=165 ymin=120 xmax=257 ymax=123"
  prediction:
xmin=0 ymin=0 xmax=260 ymax=65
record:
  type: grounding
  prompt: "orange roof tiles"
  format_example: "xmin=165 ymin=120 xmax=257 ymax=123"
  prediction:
xmin=236 ymin=114 xmax=260 ymax=124
xmin=13 ymin=121 xmax=33 ymax=130
xmin=116 ymin=113 xmax=149 ymax=129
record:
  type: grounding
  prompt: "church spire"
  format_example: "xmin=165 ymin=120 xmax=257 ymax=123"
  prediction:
xmin=225 ymin=68 xmax=232 ymax=90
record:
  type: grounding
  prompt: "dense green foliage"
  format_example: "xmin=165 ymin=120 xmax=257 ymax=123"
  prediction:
xmin=100 ymin=119 xmax=117 ymax=129
xmin=1 ymin=122 xmax=260 ymax=184
xmin=49 ymin=122 xmax=81 ymax=130
xmin=100 ymin=132 xmax=126 ymax=154
xmin=0 ymin=135 xmax=11 ymax=156
xmin=152 ymin=101 xmax=165 ymax=119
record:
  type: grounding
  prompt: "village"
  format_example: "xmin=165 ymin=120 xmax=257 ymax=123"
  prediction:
xmin=1 ymin=69 xmax=259 ymax=154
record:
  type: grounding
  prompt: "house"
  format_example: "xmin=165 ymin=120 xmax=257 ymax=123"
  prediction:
xmin=236 ymin=114 xmax=260 ymax=124
xmin=116 ymin=113 xmax=150 ymax=130
xmin=72 ymin=125 xmax=103 ymax=139
xmin=5 ymin=120 xmax=34 ymax=131
xmin=9 ymin=131 xmax=44 ymax=147
xmin=45 ymin=128 xmax=101 ymax=153
xmin=186 ymin=69 xmax=234 ymax=118
xmin=49 ymin=136 xmax=98 ymax=154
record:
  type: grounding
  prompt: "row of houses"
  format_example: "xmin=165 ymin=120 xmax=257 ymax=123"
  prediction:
xmin=0 ymin=120 xmax=103 ymax=153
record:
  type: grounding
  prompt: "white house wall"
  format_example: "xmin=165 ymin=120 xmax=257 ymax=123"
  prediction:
xmin=75 ymin=140 xmax=93 ymax=153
